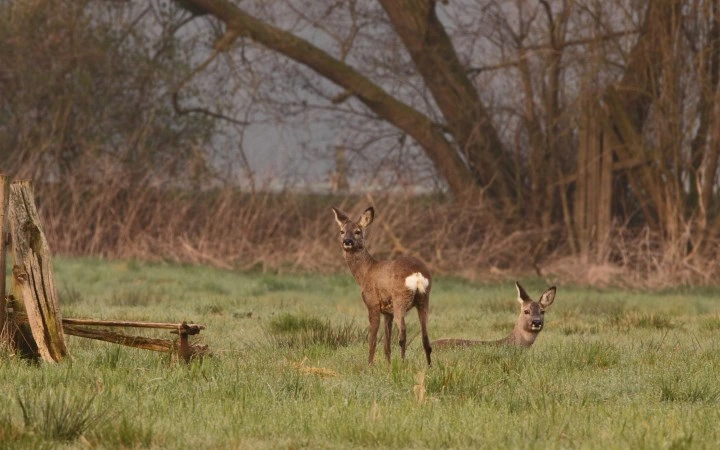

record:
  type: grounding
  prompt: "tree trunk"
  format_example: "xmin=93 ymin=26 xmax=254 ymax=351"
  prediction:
xmin=603 ymin=0 xmax=683 ymax=232
xmin=574 ymin=101 xmax=613 ymax=263
xmin=697 ymin=1 xmax=720 ymax=243
xmin=701 ymin=84 xmax=720 ymax=228
xmin=378 ymin=0 xmax=516 ymax=206
xmin=689 ymin=1 xmax=719 ymax=210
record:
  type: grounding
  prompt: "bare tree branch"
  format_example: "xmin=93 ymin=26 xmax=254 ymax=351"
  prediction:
xmin=170 ymin=0 xmax=478 ymax=197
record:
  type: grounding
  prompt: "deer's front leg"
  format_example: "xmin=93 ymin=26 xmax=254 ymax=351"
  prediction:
xmin=367 ymin=306 xmax=381 ymax=365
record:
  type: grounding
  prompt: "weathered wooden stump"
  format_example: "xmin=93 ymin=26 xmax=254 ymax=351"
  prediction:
xmin=7 ymin=180 xmax=67 ymax=362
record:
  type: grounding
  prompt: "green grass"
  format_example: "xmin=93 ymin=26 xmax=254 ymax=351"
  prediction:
xmin=2 ymin=257 xmax=720 ymax=448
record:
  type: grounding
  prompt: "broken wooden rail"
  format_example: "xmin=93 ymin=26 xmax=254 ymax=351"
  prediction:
xmin=9 ymin=311 xmax=207 ymax=362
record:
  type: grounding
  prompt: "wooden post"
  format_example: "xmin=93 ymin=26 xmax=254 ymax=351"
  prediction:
xmin=8 ymin=180 xmax=67 ymax=362
xmin=171 ymin=322 xmax=204 ymax=363
xmin=0 ymin=175 xmax=9 ymax=346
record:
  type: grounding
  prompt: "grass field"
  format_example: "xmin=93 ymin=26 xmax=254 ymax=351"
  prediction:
xmin=2 ymin=257 xmax=720 ymax=449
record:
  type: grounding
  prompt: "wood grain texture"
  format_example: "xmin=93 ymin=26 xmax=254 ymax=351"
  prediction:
xmin=8 ymin=180 xmax=67 ymax=362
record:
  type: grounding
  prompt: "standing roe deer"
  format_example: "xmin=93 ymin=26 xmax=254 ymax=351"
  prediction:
xmin=432 ymin=282 xmax=556 ymax=349
xmin=332 ymin=206 xmax=433 ymax=365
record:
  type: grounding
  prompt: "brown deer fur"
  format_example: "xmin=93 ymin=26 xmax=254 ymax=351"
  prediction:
xmin=432 ymin=282 xmax=556 ymax=349
xmin=332 ymin=206 xmax=433 ymax=365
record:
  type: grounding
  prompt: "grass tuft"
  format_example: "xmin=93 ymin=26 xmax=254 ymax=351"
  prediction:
xmin=611 ymin=310 xmax=674 ymax=330
xmin=559 ymin=322 xmax=600 ymax=335
xmin=266 ymin=313 xmax=366 ymax=349
xmin=659 ymin=375 xmax=720 ymax=403
xmin=700 ymin=315 xmax=720 ymax=332
xmin=196 ymin=303 xmax=225 ymax=315
xmin=58 ymin=282 xmax=84 ymax=305
xmin=93 ymin=415 xmax=154 ymax=448
xmin=552 ymin=341 xmax=621 ymax=369
xmin=0 ymin=413 xmax=27 ymax=446
xmin=269 ymin=313 xmax=325 ymax=334
xmin=16 ymin=390 xmax=108 ymax=442
xmin=110 ymin=289 xmax=152 ymax=307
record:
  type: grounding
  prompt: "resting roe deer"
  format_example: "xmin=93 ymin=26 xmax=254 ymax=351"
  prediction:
xmin=332 ymin=206 xmax=432 ymax=365
xmin=432 ymin=282 xmax=556 ymax=349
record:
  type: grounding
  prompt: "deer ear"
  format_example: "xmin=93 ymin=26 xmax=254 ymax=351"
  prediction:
xmin=516 ymin=281 xmax=531 ymax=304
xmin=332 ymin=207 xmax=348 ymax=228
xmin=358 ymin=206 xmax=375 ymax=228
xmin=539 ymin=286 xmax=556 ymax=309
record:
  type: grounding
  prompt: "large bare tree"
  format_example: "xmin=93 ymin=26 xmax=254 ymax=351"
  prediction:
xmin=169 ymin=0 xmax=531 ymax=208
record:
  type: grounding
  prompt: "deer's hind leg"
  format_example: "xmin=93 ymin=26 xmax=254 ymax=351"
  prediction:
xmin=416 ymin=294 xmax=432 ymax=366
xmin=383 ymin=313 xmax=393 ymax=362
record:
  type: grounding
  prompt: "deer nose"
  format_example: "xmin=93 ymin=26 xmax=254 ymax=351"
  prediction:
xmin=343 ymin=238 xmax=353 ymax=246
xmin=531 ymin=320 xmax=543 ymax=327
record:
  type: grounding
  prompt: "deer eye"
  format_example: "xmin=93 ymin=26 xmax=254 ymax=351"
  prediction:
xmin=524 ymin=310 xmax=530 ymax=315
xmin=540 ymin=310 xmax=545 ymax=315
xmin=354 ymin=230 xmax=362 ymax=235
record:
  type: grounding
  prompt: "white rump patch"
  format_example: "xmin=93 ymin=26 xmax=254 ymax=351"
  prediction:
xmin=405 ymin=272 xmax=429 ymax=294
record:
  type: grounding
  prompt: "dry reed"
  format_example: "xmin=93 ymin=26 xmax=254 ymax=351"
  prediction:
xmin=23 ymin=174 xmax=720 ymax=289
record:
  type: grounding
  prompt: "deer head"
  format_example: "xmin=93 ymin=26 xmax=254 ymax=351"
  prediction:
xmin=516 ymin=281 xmax=556 ymax=334
xmin=332 ymin=206 xmax=374 ymax=252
